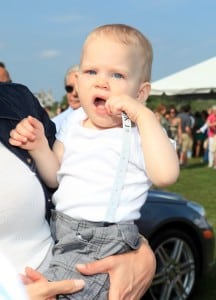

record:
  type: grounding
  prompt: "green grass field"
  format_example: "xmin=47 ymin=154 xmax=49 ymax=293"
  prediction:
xmin=163 ymin=158 xmax=216 ymax=300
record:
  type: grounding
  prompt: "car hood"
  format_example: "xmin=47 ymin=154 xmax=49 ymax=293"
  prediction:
xmin=147 ymin=189 xmax=188 ymax=205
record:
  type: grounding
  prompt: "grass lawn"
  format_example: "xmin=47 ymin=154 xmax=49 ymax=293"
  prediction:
xmin=163 ymin=158 xmax=216 ymax=300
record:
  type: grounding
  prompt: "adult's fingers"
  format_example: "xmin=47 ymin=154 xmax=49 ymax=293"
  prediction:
xmin=43 ymin=279 xmax=85 ymax=295
xmin=76 ymin=257 xmax=112 ymax=275
xmin=26 ymin=279 xmax=85 ymax=300
xmin=25 ymin=267 xmax=45 ymax=282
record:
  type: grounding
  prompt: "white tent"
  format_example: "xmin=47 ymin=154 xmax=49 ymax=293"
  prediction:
xmin=150 ymin=56 xmax=216 ymax=96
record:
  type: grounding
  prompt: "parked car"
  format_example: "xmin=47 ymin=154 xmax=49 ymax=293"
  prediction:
xmin=135 ymin=189 xmax=215 ymax=300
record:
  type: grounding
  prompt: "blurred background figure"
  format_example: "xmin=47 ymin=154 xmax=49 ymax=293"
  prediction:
xmin=0 ymin=62 xmax=12 ymax=82
xmin=154 ymin=104 xmax=169 ymax=133
xmin=52 ymin=64 xmax=81 ymax=132
xmin=196 ymin=108 xmax=212 ymax=164
xmin=177 ymin=104 xmax=193 ymax=166
xmin=206 ymin=105 xmax=216 ymax=168
xmin=44 ymin=105 xmax=55 ymax=118
xmin=192 ymin=111 xmax=207 ymax=158
xmin=167 ymin=105 xmax=182 ymax=157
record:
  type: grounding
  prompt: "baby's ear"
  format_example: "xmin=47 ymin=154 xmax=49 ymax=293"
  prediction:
xmin=137 ymin=82 xmax=151 ymax=104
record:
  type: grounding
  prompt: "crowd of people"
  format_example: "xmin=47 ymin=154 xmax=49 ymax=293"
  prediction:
xmin=154 ymin=103 xmax=216 ymax=168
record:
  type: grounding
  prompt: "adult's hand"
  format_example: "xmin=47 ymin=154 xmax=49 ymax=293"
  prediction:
xmin=76 ymin=239 xmax=156 ymax=300
xmin=22 ymin=267 xmax=85 ymax=300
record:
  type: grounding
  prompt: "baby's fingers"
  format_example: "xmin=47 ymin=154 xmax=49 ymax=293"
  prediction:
xmin=10 ymin=117 xmax=36 ymax=144
xmin=16 ymin=117 xmax=36 ymax=140
xmin=105 ymin=100 xmax=122 ymax=116
xmin=9 ymin=128 xmax=29 ymax=146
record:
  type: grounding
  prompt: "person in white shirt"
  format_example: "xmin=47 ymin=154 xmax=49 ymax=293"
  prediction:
xmin=10 ymin=23 xmax=179 ymax=299
xmin=52 ymin=65 xmax=81 ymax=132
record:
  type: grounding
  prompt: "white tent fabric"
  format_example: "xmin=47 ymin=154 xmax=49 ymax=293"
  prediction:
xmin=150 ymin=56 xmax=216 ymax=96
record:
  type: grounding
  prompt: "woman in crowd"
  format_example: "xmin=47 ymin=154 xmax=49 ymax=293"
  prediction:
xmin=167 ymin=105 xmax=182 ymax=157
xmin=154 ymin=103 xmax=169 ymax=133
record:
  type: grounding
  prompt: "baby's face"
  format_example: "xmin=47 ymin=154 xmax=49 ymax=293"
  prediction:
xmin=77 ymin=36 xmax=143 ymax=129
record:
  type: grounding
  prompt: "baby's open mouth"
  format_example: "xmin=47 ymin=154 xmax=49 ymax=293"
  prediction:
xmin=94 ymin=97 xmax=106 ymax=107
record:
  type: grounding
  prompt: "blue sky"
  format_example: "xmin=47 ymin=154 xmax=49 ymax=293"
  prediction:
xmin=0 ymin=0 xmax=215 ymax=101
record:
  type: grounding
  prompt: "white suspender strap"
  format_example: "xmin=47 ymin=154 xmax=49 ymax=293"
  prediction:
xmin=105 ymin=112 xmax=131 ymax=222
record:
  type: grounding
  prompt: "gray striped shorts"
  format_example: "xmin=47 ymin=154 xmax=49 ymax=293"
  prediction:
xmin=43 ymin=210 xmax=141 ymax=300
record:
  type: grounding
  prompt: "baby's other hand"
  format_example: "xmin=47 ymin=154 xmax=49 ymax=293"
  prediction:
xmin=9 ymin=116 xmax=45 ymax=150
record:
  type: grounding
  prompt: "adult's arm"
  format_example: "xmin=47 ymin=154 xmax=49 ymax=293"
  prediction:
xmin=76 ymin=239 xmax=156 ymax=300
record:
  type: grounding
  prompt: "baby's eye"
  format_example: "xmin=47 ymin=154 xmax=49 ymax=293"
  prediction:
xmin=86 ymin=70 xmax=96 ymax=75
xmin=112 ymin=73 xmax=124 ymax=79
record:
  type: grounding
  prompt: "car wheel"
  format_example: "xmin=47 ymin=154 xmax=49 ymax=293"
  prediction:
xmin=144 ymin=229 xmax=200 ymax=300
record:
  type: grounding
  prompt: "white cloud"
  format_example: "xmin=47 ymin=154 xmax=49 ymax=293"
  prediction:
xmin=39 ymin=50 xmax=60 ymax=59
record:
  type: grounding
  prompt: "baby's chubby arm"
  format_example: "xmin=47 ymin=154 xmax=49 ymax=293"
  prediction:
xmin=105 ymin=95 xmax=179 ymax=187
xmin=9 ymin=116 xmax=61 ymax=188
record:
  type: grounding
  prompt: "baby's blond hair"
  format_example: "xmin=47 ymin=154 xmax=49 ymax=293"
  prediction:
xmin=81 ymin=24 xmax=153 ymax=82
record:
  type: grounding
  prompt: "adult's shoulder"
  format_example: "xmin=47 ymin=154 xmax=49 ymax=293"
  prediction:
xmin=0 ymin=82 xmax=38 ymax=107
xmin=0 ymin=81 xmax=51 ymax=118
xmin=0 ymin=82 xmax=56 ymax=146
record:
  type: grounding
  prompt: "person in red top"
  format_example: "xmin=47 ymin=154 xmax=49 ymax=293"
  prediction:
xmin=206 ymin=105 xmax=216 ymax=168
